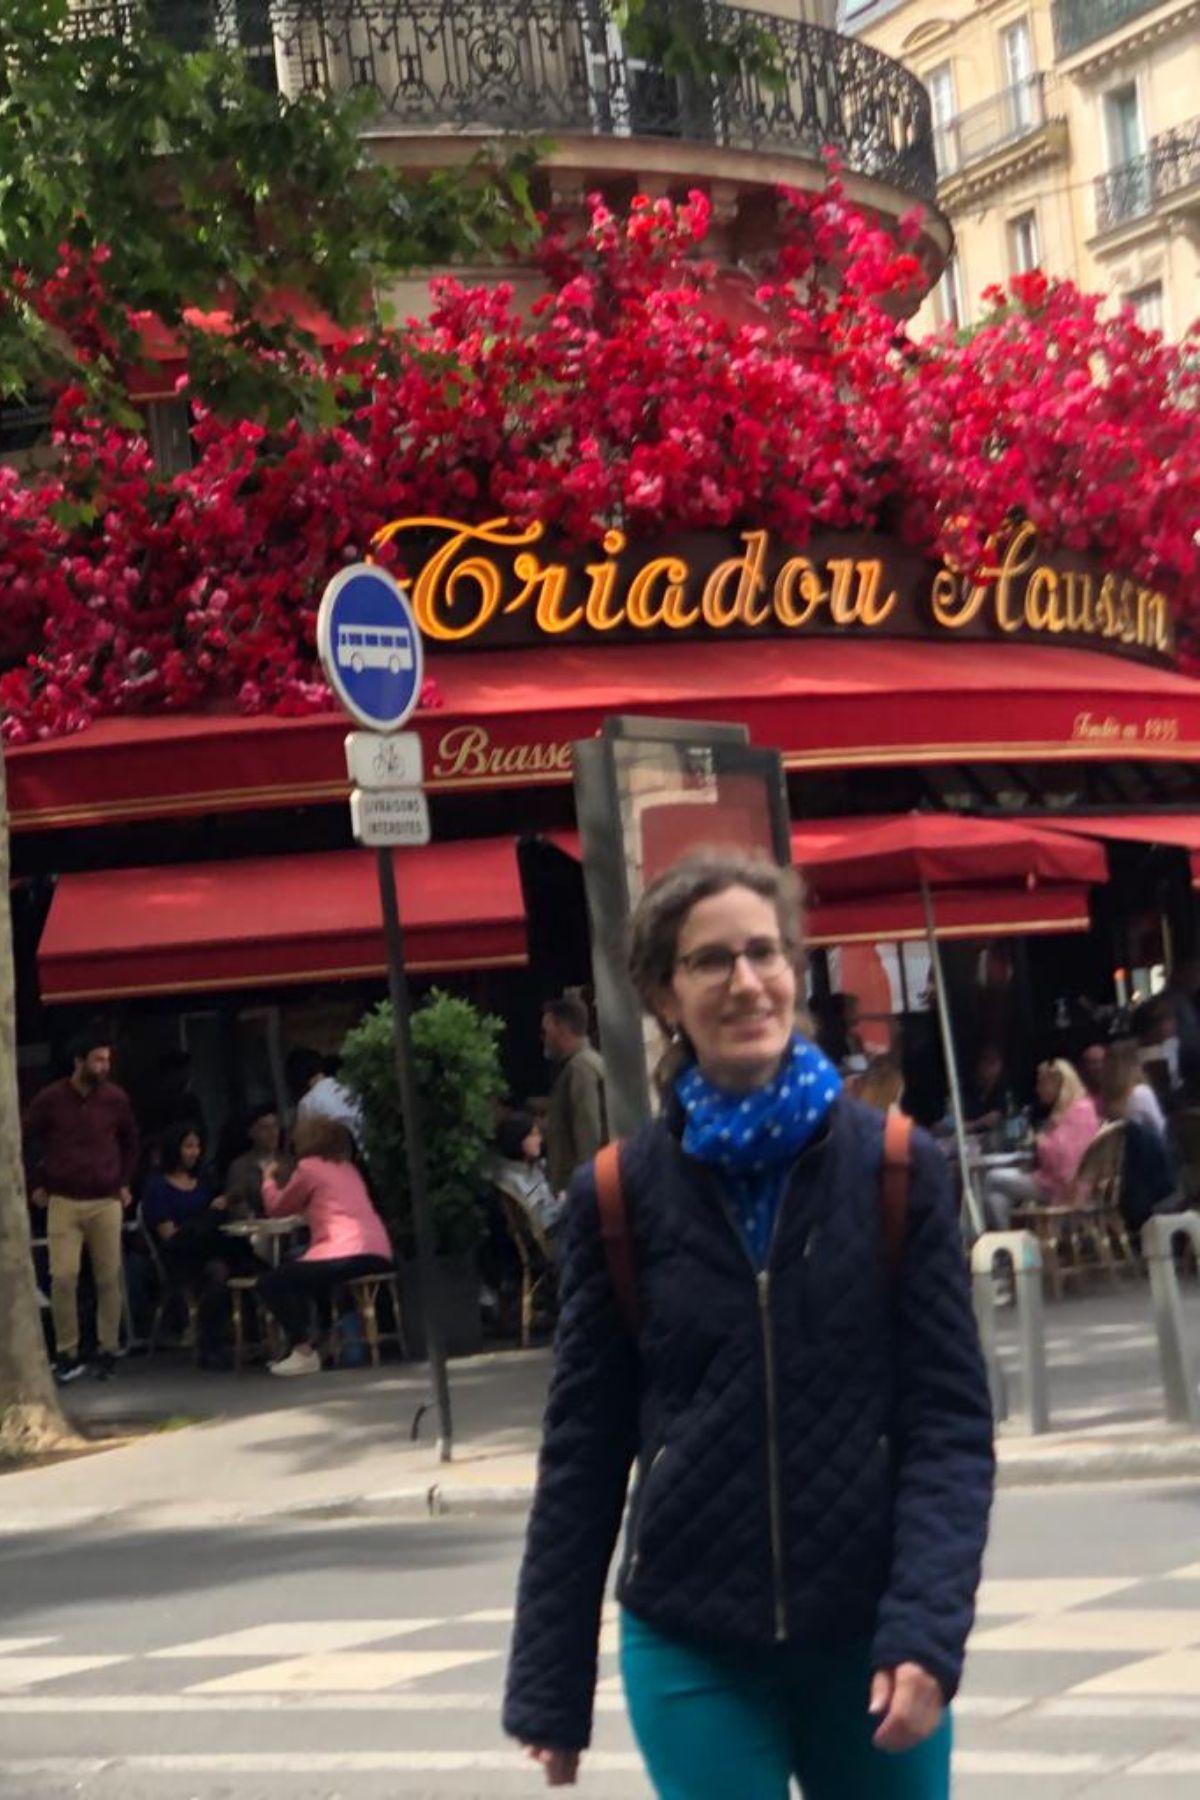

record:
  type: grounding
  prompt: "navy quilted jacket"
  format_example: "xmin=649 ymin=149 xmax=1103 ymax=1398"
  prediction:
xmin=503 ymin=1095 xmax=995 ymax=1753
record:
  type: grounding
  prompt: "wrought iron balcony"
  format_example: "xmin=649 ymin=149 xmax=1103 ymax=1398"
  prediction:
xmin=70 ymin=1 xmax=938 ymax=204
xmin=1052 ymin=0 xmax=1161 ymax=59
xmin=933 ymin=75 xmax=1053 ymax=180
xmin=1094 ymin=115 xmax=1200 ymax=233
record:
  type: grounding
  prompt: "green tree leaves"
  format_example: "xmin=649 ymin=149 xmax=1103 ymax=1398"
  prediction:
xmin=341 ymin=991 xmax=508 ymax=1259
xmin=0 ymin=0 xmax=534 ymax=424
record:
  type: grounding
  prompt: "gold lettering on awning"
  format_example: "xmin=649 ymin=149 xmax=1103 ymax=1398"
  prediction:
xmin=373 ymin=516 xmax=1174 ymax=663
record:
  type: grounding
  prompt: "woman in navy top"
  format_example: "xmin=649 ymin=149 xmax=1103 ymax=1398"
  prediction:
xmin=142 ymin=1124 xmax=248 ymax=1365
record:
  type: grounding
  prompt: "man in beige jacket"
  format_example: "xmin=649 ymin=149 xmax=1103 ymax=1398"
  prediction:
xmin=541 ymin=998 xmax=607 ymax=1197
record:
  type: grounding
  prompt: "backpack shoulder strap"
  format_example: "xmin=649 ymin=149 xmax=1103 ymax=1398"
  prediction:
xmin=881 ymin=1110 xmax=914 ymax=1281
xmin=593 ymin=1141 xmax=639 ymax=1336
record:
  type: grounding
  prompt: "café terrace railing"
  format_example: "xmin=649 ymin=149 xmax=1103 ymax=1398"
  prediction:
xmin=1095 ymin=113 xmax=1200 ymax=233
xmin=69 ymin=0 xmax=939 ymax=204
xmin=1052 ymin=0 xmax=1160 ymax=59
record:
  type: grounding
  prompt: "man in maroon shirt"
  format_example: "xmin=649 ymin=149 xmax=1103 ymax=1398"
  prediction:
xmin=24 ymin=1030 xmax=139 ymax=1384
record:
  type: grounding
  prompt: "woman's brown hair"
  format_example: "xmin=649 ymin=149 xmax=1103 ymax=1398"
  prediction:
xmin=857 ymin=1054 xmax=905 ymax=1114
xmin=293 ymin=1113 xmax=356 ymax=1163
xmin=628 ymin=850 xmax=804 ymax=1088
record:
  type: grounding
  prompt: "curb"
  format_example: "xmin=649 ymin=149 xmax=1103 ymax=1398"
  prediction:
xmin=996 ymin=1438 xmax=1200 ymax=1486
xmin=0 ymin=1482 xmax=536 ymax=1538
xmin=5 ymin=1440 xmax=1200 ymax=1538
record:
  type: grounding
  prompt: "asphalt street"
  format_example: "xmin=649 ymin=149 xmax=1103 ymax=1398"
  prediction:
xmin=3 ymin=1481 xmax=1200 ymax=1799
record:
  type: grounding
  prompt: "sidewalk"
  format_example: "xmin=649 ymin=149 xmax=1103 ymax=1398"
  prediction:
xmin=1 ymin=1286 xmax=1198 ymax=1534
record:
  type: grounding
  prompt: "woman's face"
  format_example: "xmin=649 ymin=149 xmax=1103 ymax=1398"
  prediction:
xmin=179 ymin=1132 xmax=202 ymax=1171
xmin=1036 ymin=1065 xmax=1062 ymax=1110
xmin=251 ymin=1112 xmax=281 ymax=1155
xmin=659 ymin=886 xmax=797 ymax=1093
xmin=522 ymin=1123 xmax=543 ymax=1162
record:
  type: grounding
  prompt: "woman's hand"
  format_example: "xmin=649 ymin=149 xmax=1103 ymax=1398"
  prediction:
xmin=523 ymin=1745 xmax=580 ymax=1786
xmin=157 ymin=1220 xmax=178 ymax=1241
xmin=210 ymin=1194 xmax=229 ymax=1213
xmin=869 ymin=1663 xmax=944 ymax=1752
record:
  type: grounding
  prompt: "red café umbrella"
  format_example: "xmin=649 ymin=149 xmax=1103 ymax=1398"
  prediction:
xmin=794 ymin=814 xmax=1106 ymax=899
xmin=791 ymin=815 xmax=1107 ymax=1233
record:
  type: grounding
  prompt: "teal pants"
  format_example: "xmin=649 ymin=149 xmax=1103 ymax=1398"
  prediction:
xmin=620 ymin=1609 xmax=952 ymax=1800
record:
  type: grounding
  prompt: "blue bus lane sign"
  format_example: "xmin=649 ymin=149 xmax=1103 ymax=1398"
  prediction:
xmin=317 ymin=563 xmax=424 ymax=732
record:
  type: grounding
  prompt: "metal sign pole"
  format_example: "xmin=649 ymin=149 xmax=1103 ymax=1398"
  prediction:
xmin=921 ymin=880 xmax=986 ymax=1238
xmin=316 ymin=563 xmax=445 ymax=1451
xmin=377 ymin=847 xmax=453 ymax=1462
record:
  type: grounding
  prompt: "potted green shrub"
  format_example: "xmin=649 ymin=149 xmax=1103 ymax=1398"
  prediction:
xmin=340 ymin=989 xmax=506 ymax=1358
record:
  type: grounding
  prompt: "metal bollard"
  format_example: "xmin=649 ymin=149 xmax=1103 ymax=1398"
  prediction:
xmin=1141 ymin=1213 xmax=1200 ymax=1425
xmin=970 ymin=1231 xmax=1050 ymax=1435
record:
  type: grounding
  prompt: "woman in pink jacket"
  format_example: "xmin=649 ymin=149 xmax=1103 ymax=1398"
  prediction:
xmin=983 ymin=1060 xmax=1099 ymax=1228
xmin=258 ymin=1113 xmax=393 ymax=1378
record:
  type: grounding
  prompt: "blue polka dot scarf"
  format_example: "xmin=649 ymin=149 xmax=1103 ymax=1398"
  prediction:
xmin=676 ymin=1034 xmax=843 ymax=1266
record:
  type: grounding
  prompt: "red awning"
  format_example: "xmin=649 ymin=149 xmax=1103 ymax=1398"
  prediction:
xmin=10 ymin=640 xmax=1200 ymax=834
xmin=127 ymin=291 xmax=362 ymax=399
xmin=546 ymin=821 xmax=1093 ymax=944
xmin=806 ymin=885 xmax=1091 ymax=945
xmin=37 ymin=838 xmax=527 ymax=1004
xmin=1034 ymin=814 xmax=1200 ymax=890
xmin=792 ymin=813 xmax=1107 ymax=899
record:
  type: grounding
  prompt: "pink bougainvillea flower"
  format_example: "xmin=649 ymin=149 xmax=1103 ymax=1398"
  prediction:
xmin=0 ymin=186 xmax=1196 ymax=742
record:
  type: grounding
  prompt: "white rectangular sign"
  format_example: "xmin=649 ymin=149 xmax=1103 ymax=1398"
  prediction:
xmin=350 ymin=787 xmax=431 ymax=847
xmin=345 ymin=731 xmax=424 ymax=791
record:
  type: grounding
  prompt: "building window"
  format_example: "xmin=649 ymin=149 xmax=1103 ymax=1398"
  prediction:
xmin=1102 ymin=82 xmax=1151 ymax=224
xmin=1104 ymin=83 xmax=1144 ymax=169
xmin=1008 ymin=211 xmax=1041 ymax=275
xmin=1001 ymin=17 xmax=1035 ymax=132
xmin=936 ymin=254 xmax=967 ymax=331
xmin=1125 ymin=282 xmax=1164 ymax=335
xmin=927 ymin=61 xmax=959 ymax=175
xmin=148 ymin=0 xmax=280 ymax=93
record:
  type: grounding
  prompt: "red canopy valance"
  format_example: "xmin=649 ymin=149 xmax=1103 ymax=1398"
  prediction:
xmin=38 ymin=837 xmax=527 ymax=1004
xmin=11 ymin=640 xmax=1200 ymax=835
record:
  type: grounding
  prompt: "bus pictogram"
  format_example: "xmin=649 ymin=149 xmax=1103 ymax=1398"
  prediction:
xmin=336 ymin=621 xmax=414 ymax=676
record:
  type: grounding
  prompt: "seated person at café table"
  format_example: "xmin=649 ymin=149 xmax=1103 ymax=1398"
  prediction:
xmin=257 ymin=1114 xmax=393 ymax=1378
xmin=981 ymin=1060 xmax=1099 ymax=1229
xmin=1103 ymin=1039 xmax=1168 ymax=1140
xmin=963 ymin=1044 xmax=1009 ymax=1132
xmin=1102 ymin=1041 xmax=1176 ymax=1237
xmin=1080 ymin=1042 xmax=1106 ymax=1106
xmin=223 ymin=1104 xmax=285 ymax=1218
xmin=490 ymin=1112 xmax=567 ymax=1245
xmin=141 ymin=1125 xmax=253 ymax=1366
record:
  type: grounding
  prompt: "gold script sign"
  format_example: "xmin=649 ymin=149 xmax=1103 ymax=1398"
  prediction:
xmin=371 ymin=516 xmax=1174 ymax=665
xmin=432 ymin=724 xmax=574 ymax=782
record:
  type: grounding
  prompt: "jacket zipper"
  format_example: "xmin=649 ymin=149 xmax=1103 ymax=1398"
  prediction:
xmin=704 ymin=1135 xmax=826 ymax=1646
xmin=627 ymin=1444 xmax=667 ymax=1585
xmin=756 ymin=1268 xmax=788 ymax=1642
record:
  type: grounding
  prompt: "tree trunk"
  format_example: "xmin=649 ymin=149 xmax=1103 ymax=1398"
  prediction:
xmin=0 ymin=749 xmax=72 ymax=1458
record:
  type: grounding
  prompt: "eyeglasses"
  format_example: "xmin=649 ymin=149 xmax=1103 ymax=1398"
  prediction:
xmin=674 ymin=937 xmax=794 ymax=988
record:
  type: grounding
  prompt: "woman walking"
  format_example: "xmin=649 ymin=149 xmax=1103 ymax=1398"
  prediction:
xmin=504 ymin=851 xmax=994 ymax=1796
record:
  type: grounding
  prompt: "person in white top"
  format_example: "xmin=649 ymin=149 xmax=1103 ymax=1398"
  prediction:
xmin=1104 ymin=1039 xmax=1167 ymax=1138
xmin=286 ymin=1048 xmax=363 ymax=1146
